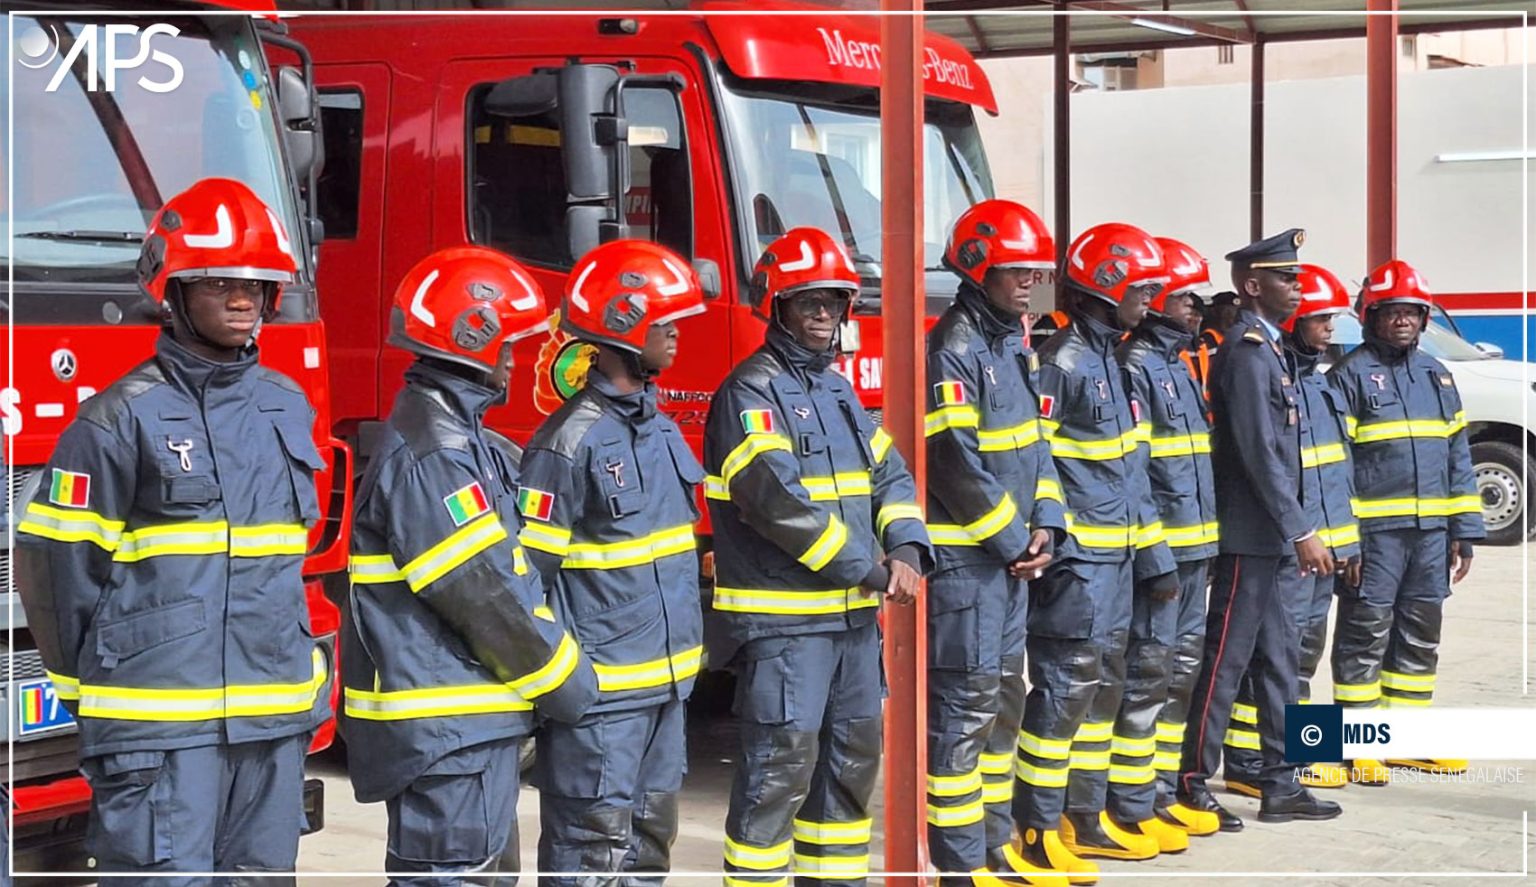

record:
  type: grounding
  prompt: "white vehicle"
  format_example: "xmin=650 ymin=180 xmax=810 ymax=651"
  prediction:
xmin=1327 ymin=311 xmax=1534 ymax=546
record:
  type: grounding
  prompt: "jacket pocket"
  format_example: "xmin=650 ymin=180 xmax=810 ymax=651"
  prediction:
xmin=82 ymin=750 xmax=174 ymax=866
xmin=274 ymin=420 xmax=326 ymax=523
xmin=928 ymin=566 xmax=985 ymax=671
xmin=96 ymin=597 xmax=207 ymax=669
xmin=1028 ymin=561 xmax=1095 ymax=640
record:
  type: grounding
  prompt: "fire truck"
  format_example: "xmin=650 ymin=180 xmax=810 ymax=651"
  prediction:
xmin=3 ymin=2 xmax=347 ymax=874
xmin=290 ymin=4 xmax=1005 ymax=647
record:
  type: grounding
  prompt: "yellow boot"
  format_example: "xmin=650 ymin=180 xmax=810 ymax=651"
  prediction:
xmin=1348 ymin=759 xmax=1391 ymax=785
xmin=1223 ymin=778 xmax=1261 ymax=799
xmin=978 ymin=842 xmax=1070 ymax=887
xmin=1059 ymin=812 xmax=1159 ymax=861
xmin=1387 ymin=758 xmax=1468 ymax=774
xmin=1016 ymin=828 xmax=1100 ymax=886
xmin=1157 ymin=802 xmax=1220 ymax=837
xmin=1300 ymin=763 xmax=1350 ymax=788
xmin=1125 ymin=816 xmax=1190 ymax=853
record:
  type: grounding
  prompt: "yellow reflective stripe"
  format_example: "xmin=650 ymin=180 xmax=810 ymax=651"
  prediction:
xmin=722 ymin=433 xmax=794 ymax=485
xmin=80 ymin=649 xmax=326 ymax=721
xmin=791 ymin=817 xmax=873 ymax=846
xmin=979 ymin=752 xmax=1013 ymax=775
xmin=403 ymin=513 xmax=507 ymax=592
xmin=1048 ymin=427 xmax=1141 ymax=461
xmin=1148 ymin=432 xmax=1212 ymax=458
xmin=349 ymin=554 xmax=405 ymax=584
xmin=871 ymin=427 xmax=894 ymax=464
xmin=926 ymin=769 xmax=983 ymax=797
xmin=1317 ymin=522 xmax=1361 ymax=548
xmin=1110 ymin=735 xmax=1156 ymax=755
xmin=1334 ymin=681 xmax=1381 ymax=703
xmin=1231 ymin=702 xmax=1258 ymax=724
xmin=1381 ymin=670 xmax=1436 ymax=691
xmin=1224 ymin=728 xmax=1261 ymax=751
xmin=1354 ymin=495 xmax=1481 ymax=519
xmin=798 ymin=515 xmax=848 ymax=571
xmin=509 ymin=633 xmax=582 ymax=699
xmin=1075 ymin=721 xmax=1112 ymax=741
xmin=45 ymin=670 xmax=81 ymax=701
xmin=1345 ymin=415 xmax=1359 ymax=438
xmin=113 ymin=521 xmax=229 ymax=562
xmin=723 ymin=836 xmax=792 ymax=870
xmin=801 ymin=472 xmax=873 ymax=502
xmin=1135 ymin=521 xmax=1166 ymax=549
xmin=344 ymin=682 xmax=532 ymax=720
xmin=792 ymin=853 xmax=870 ymax=879
xmin=704 ymin=475 xmax=731 ymax=500
xmin=929 ymin=495 xmax=1019 ymax=547
xmin=1352 ymin=413 xmax=1466 ymax=443
xmin=1035 ymin=478 xmax=1063 ymax=503
xmin=1155 ymin=721 xmax=1184 ymax=743
xmin=18 ymin=503 xmax=125 ymax=551
xmin=1153 ymin=751 xmax=1181 ymax=771
xmin=713 ymin=586 xmax=877 ymax=616
xmin=1301 ymin=442 xmax=1348 ymax=468
xmin=876 ymin=502 xmax=924 ymax=536
xmin=925 ymin=405 xmax=980 ymax=437
xmin=926 ymin=798 xmax=985 ymax=827
xmin=562 ymin=524 xmax=696 ymax=569
xmin=513 ymin=546 xmax=529 ymax=576
xmin=1015 ymin=760 xmax=1069 ymax=787
xmin=1070 ymin=751 xmax=1110 ymax=770
xmin=726 ymin=879 xmax=787 ymax=887
xmin=519 ymin=520 xmax=572 ymax=557
xmin=1164 ymin=521 xmax=1220 ymax=548
xmin=1380 ymin=695 xmax=1432 ymax=708
xmin=1109 ymin=764 xmax=1156 ymax=784
xmin=1017 ymin=730 xmax=1072 ymax=760
xmin=981 ymin=777 xmax=1014 ymax=803
xmin=593 ymin=645 xmax=703 ymax=693
xmin=229 ymin=524 xmax=308 ymax=557
xmin=977 ymin=419 xmax=1042 ymax=453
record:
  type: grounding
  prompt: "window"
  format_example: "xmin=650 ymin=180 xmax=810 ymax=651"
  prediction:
xmin=467 ymin=80 xmax=690 ymax=269
xmin=317 ymin=89 xmax=363 ymax=239
xmin=1217 ymin=44 xmax=1235 ymax=65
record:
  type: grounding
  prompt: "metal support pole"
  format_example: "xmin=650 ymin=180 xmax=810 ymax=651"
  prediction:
xmin=1366 ymin=0 xmax=1399 ymax=266
xmin=879 ymin=3 xmax=928 ymax=882
xmin=1250 ymin=36 xmax=1265 ymax=241
xmin=1053 ymin=10 xmax=1071 ymax=249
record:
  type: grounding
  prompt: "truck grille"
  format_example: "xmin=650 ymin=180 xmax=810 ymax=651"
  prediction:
xmin=2 ymin=466 xmax=41 ymax=591
xmin=866 ymin=408 xmax=883 ymax=429
xmin=7 ymin=648 xmax=48 ymax=682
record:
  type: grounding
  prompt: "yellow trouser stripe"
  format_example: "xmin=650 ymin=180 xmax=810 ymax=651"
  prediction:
xmin=1015 ymin=760 xmax=1069 ymax=787
xmin=926 ymin=798 xmax=985 ymax=827
xmin=1334 ymin=681 xmax=1382 ymax=703
xmin=1231 ymin=702 xmax=1258 ymax=724
xmin=1108 ymin=764 xmax=1156 ymax=784
xmin=1381 ymin=670 xmax=1435 ymax=690
xmin=791 ymin=817 xmax=873 ymax=845
xmin=724 ymin=836 xmax=792 ymax=870
xmin=1017 ymin=731 xmax=1072 ymax=760
xmin=1224 ymin=728 xmax=1260 ymax=750
xmin=792 ymin=853 xmax=870 ymax=878
xmin=926 ymin=769 xmax=983 ymax=797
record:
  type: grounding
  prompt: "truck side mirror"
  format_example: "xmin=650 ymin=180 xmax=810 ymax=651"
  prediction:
xmin=1475 ymin=341 xmax=1505 ymax=359
xmin=693 ymin=258 xmax=722 ymax=300
xmin=277 ymin=66 xmax=321 ymax=183
xmin=557 ymin=64 xmax=624 ymax=203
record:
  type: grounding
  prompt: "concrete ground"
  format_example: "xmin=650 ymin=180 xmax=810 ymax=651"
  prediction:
xmin=299 ymin=543 xmax=1536 ymax=885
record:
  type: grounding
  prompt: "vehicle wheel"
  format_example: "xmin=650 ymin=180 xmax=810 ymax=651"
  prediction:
xmin=1471 ymin=440 xmax=1535 ymax=545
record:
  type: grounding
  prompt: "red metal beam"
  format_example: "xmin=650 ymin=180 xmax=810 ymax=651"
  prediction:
xmin=1366 ymin=0 xmax=1398 ymax=266
xmin=1250 ymin=35 xmax=1265 ymax=241
xmin=879 ymin=3 xmax=928 ymax=882
xmin=1054 ymin=10 xmax=1071 ymax=254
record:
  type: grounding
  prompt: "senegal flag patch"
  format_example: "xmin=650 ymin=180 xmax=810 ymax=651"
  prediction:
xmin=739 ymin=409 xmax=775 ymax=434
xmin=517 ymin=486 xmax=555 ymax=522
xmin=48 ymin=469 xmax=90 ymax=509
xmin=443 ymin=482 xmax=491 ymax=527
xmin=934 ymin=381 xmax=967 ymax=406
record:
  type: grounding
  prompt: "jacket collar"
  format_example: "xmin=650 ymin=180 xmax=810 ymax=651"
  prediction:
xmin=586 ymin=368 xmax=658 ymax=426
xmin=766 ymin=324 xmax=837 ymax=382
xmin=404 ymin=360 xmax=502 ymax=423
xmin=155 ymin=331 xmax=258 ymax=395
xmin=956 ymin=284 xmax=1024 ymax=344
xmin=1132 ymin=314 xmax=1193 ymax=359
xmin=1070 ymin=306 xmax=1124 ymax=351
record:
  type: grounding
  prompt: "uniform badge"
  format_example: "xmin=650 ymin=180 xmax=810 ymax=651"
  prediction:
xmin=516 ymin=486 xmax=554 ymax=523
xmin=1286 ymin=407 xmax=1298 ymax=426
xmin=167 ymin=438 xmax=194 ymax=472
xmin=982 ymin=366 xmax=998 ymax=387
xmin=604 ymin=457 xmax=627 ymax=488
xmin=47 ymin=468 xmax=90 ymax=509
xmin=1243 ymin=330 xmax=1265 ymax=343
xmin=1161 ymin=380 xmax=1177 ymax=398
xmin=1438 ymin=373 xmax=1454 ymax=388
xmin=792 ymin=407 xmax=811 ymax=419
xmin=1130 ymin=400 xmax=1143 ymax=423
xmin=935 ymin=381 xmax=967 ymax=406
xmin=444 ymin=482 xmax=492 ymax=527
xmin=739 ymin=409 xmax=775 ymax=434
xmin=1370 ymin=373 xmax=1387 ymax=391
xmin=1281 ymin=374 xmax=1292 ymax=387
xmin=1039 ymin=394 xmax=1057 ymax=418
xmin=1094 ymin=378 xmax=1109 ymax=400
xmin=1028 ymin=353 xmax=1040 ymax=373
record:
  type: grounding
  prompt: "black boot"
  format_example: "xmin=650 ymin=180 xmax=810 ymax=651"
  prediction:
xmin=1175 ymin=786 xmax=1243 ymax=832
xmin=1258 ymin=788 xmax=1343 ymax=823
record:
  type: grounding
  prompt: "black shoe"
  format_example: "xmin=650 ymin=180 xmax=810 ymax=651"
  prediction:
xmin=1257 ymin=789 xmax=1343 ymax=823
xmin=1176 ymin=787 xmax=1244 ymax=832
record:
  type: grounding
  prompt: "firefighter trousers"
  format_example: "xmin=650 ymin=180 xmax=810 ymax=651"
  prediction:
xmin=535 ymin=698 xmax=687 ymax=887
xmin=1012 ymin=556 xmax=1133 ymax=830
xmin=1153 ymin=560 xmax=1210 ymax=802
xmin=1333 ymin=528 xmax=1449 ymax=711
xmin=925 ymin=564 xmax=1028 ymax=877
xmin=385 ymin=737 xmax=522 ymax=887
xmin=723 ymin=621 xmax=883 ymax=887
xmin=82 ymin=734 xmax=310 ymax=886
xmin=1178 ymin=553 xmax=1304 ymax=800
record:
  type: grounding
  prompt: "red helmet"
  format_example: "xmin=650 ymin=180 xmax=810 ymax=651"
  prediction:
xmin=137 ymin=177 xmax=297 ymax=320
xmin=1150 ymin=237 xmax=1210 ymax=314
xmin=749 ymin=227 xmax=859 ymax=320
xmin=1064 ymin=222 xmax=1167 ymax=305
xmin=944 ymin=199 xmax=1055 ymax=287
xmin=562 ymin=239 xmax=706 ymax=353
xmin=389 ymin=245 xmax=549 ymax=373
xmin=1283 ymin=263 xmax=1352 ymax=333
xmin=1359 ymin=258 xmax=1432 ymax=315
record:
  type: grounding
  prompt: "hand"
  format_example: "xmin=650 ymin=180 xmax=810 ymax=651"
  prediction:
xmin=1450 ymin=540 xmax=1474 ymax=584
xmin=1008 ymin=529 xmax=1055 ymax=579
xmin=1295 ymin=534 xmax=1334 ymax=578
xmin=1146 ymin=571 xmax=1180 ymax=602
xmin=1343 ymin=556 xmax=1362 ymax=590
xmin=884 ymin=558 xmax=922 ymax=606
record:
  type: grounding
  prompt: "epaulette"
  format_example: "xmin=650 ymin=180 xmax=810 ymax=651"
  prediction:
xmin=1242 ymin=329 xmax=1265 ymax=344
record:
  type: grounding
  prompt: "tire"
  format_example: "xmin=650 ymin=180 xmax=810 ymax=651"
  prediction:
xmin=1471 ymin=440 xmax=1536 ymax=546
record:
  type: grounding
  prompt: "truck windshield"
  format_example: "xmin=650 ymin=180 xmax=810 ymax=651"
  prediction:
xmin=3 ymin=15 xmax=302 ymax=297
xmin=717 ymin=79 xmax=994 ymax=288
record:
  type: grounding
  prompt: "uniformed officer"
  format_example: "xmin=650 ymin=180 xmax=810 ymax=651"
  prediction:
xmin=15 ymin=179 xmax=332 ymax=880
xmin=518 ymin=240 xmax=707 ymax=884
xmin=1009 ymin=223 xmax=1177 ymax=879
xmin=1115 ymin=238 xmax=1222 ymax=843
xmin=342 ymin=246 xmax=598 ymax=883
xmin=924 ymin=201 xmax=1067 ymax=887
xmin=706 ymin=227 xmax=932 ymax=887
xmin=1328 ymin=259 xmax=1484 ymax=778
xmin=1222 ymin=264 xmax=1360 ymax=796
xmin=1175 ymin=228 xmax=1341 ymax=830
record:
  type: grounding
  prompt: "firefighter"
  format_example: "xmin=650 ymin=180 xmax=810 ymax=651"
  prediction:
xmin=706 ymin=227 xmax=932 ymax=887
xmin=1010 ymin=223 xmax=1178 ymax=880
xmin=1222 ymin=264 xmax=1360 ymax=796
xmin=517 ymin=240 xmax=708 ymax=884
xmin=1114 ymin=238 xmax=1222 ymax=843
xmin=14 ymin=179 xmax=332 ymax=878
xmin=1328 ymin=259 xmax=1484 ymax=778
xmin=1176 ymin=229 xmax=1340 ymax=831
xmin=924 ymin=201 xmax=1067 ymax=887
xmin=342 ymin=246 xmax=598 ymax=883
